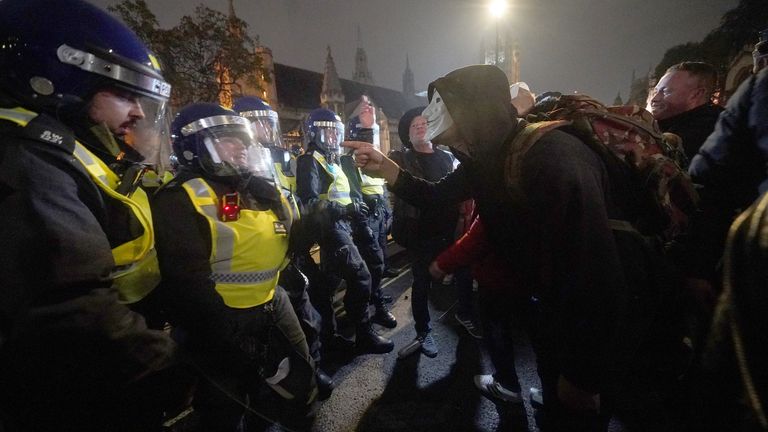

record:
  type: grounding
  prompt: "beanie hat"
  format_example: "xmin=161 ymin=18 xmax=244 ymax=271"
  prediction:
xmin=397 ymin=106 xmax=426 ymax=149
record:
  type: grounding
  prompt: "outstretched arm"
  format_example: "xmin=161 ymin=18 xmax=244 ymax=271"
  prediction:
xmin=343 ymin=140 xmax=401 ymax=184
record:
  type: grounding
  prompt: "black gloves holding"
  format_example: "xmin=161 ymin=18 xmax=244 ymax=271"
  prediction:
xmin=345 ymin=201 xmax=370 ymax=219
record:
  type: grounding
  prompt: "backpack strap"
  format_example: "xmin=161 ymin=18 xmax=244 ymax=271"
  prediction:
xmin=504 ymin=120 xmax=571 ymax=188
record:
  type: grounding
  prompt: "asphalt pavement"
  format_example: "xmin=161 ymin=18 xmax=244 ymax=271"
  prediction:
xmin=287 ymin=250 xmax=544 ymax=432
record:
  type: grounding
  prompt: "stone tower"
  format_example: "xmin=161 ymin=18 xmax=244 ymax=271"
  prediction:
xmin=352 ymin=26 xmax=375 ymax=85
xmin=402 ymin=55 xmax=415 ymax=96
xmin=254 ymin=42 xmax=278 ymax=108
xmin=321 ymin=46 xmax=345 ymax=115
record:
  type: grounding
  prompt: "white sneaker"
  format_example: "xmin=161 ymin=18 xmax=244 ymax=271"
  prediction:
xmin=473 ymin=374 xmax=522 ymax=405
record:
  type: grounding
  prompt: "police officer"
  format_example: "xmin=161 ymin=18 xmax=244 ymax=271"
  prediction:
xmin=152 ymin=103 xmax=318 ymax=430
xmin=296 ymin=108 xmax=394 ymax=354
xmin=233 ymin=96 xmax=335 ymax=400
xmin=345 ymin=96 xmax=397 ymax=329
xmin=0 ymin=1 xmax=176 ymax=430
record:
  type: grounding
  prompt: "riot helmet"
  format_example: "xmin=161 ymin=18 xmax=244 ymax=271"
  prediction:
xmin=0 ymin=0 xmax=172 ymax=164
xmin=233 ymin=96 xmax=284 ymax=149
xmin=171 ymin=103 xmax=275 ymax=184
xmin=303 ymin=108 xmax=344 ymax=156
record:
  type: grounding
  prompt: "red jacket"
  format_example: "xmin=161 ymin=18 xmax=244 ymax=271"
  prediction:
xmin=435 ymin=217 xmax=529 ymax=296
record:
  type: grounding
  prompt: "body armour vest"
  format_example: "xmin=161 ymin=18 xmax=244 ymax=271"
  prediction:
xmin=360 ymin=173 xmax=386 ymax=197
xmin=0 ymin=107 xmax=160 ymax=304
xmin=312 ymin=151 xmax=352 ymax=205
xmin=181 ymin=177 xmax=290 ymax=309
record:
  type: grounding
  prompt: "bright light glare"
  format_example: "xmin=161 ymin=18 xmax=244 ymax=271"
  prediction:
xmin=488 ymin=0 xmax=508 ymax=18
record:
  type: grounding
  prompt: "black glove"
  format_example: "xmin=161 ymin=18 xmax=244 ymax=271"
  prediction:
xmin=346 ymin=201 xmax=370 ymax=218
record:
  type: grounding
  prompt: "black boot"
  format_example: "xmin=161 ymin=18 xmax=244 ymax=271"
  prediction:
xmin=355 ymin=322 xmax=394 ymax=354
xmin=315 ymin=369 xmax=335 ymax=401
xmin=371 ymin=304 xmax=397 ymax=329
xmin=322 ymin=333 xmax=355 ymax=353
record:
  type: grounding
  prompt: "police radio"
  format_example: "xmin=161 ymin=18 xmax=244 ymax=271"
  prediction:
xmin=219 ymin=192 xmax=241 ymax=222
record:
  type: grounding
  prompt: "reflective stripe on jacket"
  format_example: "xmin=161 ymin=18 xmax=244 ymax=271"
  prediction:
xmin=181 ymin=178 xmax=289 ymax=308
xmin=312 ymin=152 xmax=352 ymax=205
xmin=0 ymin=108 xmax=159 ymax=304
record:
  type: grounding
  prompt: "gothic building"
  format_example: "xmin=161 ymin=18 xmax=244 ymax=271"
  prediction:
xmin=222 ymin=2 xmax=425 ymax=152
xmin=482 ymin=28 xmax=520 ymax=85
xmin=238 ymin=47 xmax=425 ymax=153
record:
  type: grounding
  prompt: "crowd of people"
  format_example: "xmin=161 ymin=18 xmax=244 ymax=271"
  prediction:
xmin=0 ymin=0 xmax=766 ymax=431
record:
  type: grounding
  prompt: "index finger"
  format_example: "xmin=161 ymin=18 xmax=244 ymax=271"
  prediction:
xmin=342 ymin=140 xmax=371 ymax=150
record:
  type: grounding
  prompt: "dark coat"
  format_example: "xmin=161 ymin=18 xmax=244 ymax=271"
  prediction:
xmin=391 ymin=65 xmax=627 ymax=392
xmin=658 ymin=103 xmax=723 ymax=163
xmin=0 ymin=111 xmax=175 ymax=431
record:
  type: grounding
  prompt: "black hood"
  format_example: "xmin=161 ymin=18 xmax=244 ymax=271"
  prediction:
xmin=427 ymin=65 xmax=518 ymax=160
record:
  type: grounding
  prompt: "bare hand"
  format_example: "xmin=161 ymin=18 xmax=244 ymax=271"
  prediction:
xmin=342 ymin=140 xmax=383 ymax=170
xmin=429 ymin=261 xmax=446 ymax=281
xmin=342 ymin=140 xmax=400 ymax=183
xmin=557 ymin=375 xmax=600 ymax=413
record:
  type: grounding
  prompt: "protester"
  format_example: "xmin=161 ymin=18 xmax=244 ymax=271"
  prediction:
xmin=648 ymin=61 xmax=723 ymax=163
xmin=389 ymin=106 xmax=479 ymax=360
xmin=347 ymin=64 xmax=628 ymax=430
xmin=430 ymin=216 xmax=531 ymax=404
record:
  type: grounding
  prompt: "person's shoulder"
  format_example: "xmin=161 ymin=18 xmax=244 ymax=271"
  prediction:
xmin=297 ymin=151 xmax=318 ymax=165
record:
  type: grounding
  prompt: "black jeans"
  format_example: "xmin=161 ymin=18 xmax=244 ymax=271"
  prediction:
xmin=408 ymin=236 xmax=451 ymax=334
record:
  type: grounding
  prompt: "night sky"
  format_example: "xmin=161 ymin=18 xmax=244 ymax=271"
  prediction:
xmin=93 ymin=0 xmax=738 ymax=105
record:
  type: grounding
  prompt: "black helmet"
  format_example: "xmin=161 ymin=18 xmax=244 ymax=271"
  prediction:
xmin=171 ymin=103 xmax=275 ymax=183
xmin=0 ymin=0 xmax=170 ymax=111
xmin=233 ymin=96 xmax=285 ymax=148
xmin=303 ymin=108 xmax=344 ymax=155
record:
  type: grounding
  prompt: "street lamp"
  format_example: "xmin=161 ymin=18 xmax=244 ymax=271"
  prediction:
xmin=488 ymin=0 xmax=508 ymax=65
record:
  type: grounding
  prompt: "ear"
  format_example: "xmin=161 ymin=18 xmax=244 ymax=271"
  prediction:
xmin=690 ymin=85 xmax=708 ymax=105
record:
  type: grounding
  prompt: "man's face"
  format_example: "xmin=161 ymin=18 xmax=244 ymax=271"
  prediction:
xmin=408 ymin=115 xmax=428 ymax=146
xmin=214 ymin=136 xmax=248 ymax=167
xmin=648 ymin=70 xmax=705 ymax=120
xmin=88 ymin=88 xmax=146 ymax=138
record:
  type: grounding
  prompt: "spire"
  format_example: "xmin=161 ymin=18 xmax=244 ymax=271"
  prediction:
xmin=321 ymin=46 xmax=345 ymax=113
xmin=402 ymin=55 xmax=415 ymax=96
xmin=226 ymin=0 xmax=242 ymax=38
xmin=614 ymin=91 xmax=623 ymax=106
xmin=352 ymin=25 xmax=375 ymax=85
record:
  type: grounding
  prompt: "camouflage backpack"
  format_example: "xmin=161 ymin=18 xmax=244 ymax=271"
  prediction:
xmin=518 ymin=94 xmax=699 ymax=241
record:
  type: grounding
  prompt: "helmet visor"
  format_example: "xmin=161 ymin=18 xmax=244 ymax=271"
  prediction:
xmin=124 ymin=95 xmax=172 ymax=171
xmin=245 ymin=110 xmax=284 ymax=148
xmin=313 ymin=121 xmax=345 ymax=155
xmin=179 ymin=115 xmax=271 ymax=179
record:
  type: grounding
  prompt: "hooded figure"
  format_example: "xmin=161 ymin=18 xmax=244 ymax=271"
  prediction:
xmin=348 ymin=64 xmax=642 ymax=430
xmin=426 ymin=65 xmax=516 ymax=162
